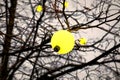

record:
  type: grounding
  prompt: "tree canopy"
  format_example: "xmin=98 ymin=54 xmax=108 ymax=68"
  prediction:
xmin=0 ymin=0 xmax=120 ymax=80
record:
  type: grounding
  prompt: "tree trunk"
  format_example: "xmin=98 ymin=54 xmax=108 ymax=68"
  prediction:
xmin=0 ymin=0 xmax=17 ymax=80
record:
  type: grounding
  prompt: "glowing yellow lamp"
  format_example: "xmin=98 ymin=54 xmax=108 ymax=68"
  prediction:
xmin=51 ymin=30 xmax=75 ymax=54
xmin=79 ymin=38 xmax=87 ymax=45
xmin=64 ymin=1 xmax=69 ymax=8
xmin=36 ymin=5 xmax=43 ymax=12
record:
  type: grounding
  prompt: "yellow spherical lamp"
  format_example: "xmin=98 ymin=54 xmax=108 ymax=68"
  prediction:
xmin=79 ymin=38 xmax=87 ymax=45
xmin=64 ymin=1 xmax=69 ymax=8
xmin=51 ymin=30 xmax=75 ymax=54
xmin=36 ymin=5 xmax=43 ymax=12
xmin=63 ymin=1 xmax=69 ymax=8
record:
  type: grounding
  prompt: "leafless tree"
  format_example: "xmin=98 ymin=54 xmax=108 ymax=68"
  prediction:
xmin=0 ymin=0 xmax=120 ymax=80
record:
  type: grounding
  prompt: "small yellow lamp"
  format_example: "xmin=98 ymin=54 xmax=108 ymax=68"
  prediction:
xmin=36 ymin=5 xmax=43 ymax=12
xmin=63 ymin=1 xmax=69 ymax=8
xmin=79 ymin=38 xmax=87 ymax=45
xmin=51 ymin=30 xmax=75 ymax=54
